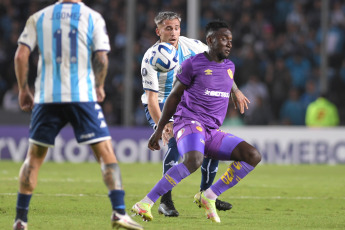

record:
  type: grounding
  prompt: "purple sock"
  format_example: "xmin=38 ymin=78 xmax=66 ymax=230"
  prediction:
xmin=210 ymin=161 xmax=254 ymax=196
xmin=147 ymin=163 xmax=190 ymax=203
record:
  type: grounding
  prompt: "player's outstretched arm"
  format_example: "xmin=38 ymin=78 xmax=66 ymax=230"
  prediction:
xmin=93 ymin=51 xmax=109 ymax=102
xmin=146 ymin=90 xmax=162 ymax=125
xmin=148 ymin=79 xmax=186 ymax=151
xmin=14 ymin=44 xmax=34 ymax=112
xmin=230 ymin=82 xmax=250 ymax=114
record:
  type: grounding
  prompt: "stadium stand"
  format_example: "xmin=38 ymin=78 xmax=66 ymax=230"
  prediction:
xmin=0 ymin=0 xmax=344 ymax=126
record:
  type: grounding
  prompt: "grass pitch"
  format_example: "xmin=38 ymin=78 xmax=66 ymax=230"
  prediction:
xmin=1 ymin=161 xmax=345 ymax=230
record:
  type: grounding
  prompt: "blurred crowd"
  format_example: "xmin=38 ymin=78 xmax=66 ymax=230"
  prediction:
xmin=0 ymin=0 xmax=344 ymax=126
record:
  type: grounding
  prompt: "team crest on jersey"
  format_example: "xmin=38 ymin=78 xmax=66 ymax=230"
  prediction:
xmin=177 ymin=128 xmax=185 ymax=140
xmin=204 ymin=69 xmax=212 ymax=75
xmin=142 ymin=68 xmax=148 ymax=76
xmin=196 ymin=126 xmax=203 ymax=132
xmin=227 ymin=69 xmax=233 ymax=79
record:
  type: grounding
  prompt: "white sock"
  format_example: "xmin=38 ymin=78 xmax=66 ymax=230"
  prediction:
xmin=204 ymin=188 xmax=218 ymax=200
xmin=141 ymin=196 xmax=154 ymax=206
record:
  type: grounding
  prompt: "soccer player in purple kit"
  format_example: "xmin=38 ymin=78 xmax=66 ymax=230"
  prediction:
xmin=132 ymin=20 xmax=261 ymax=223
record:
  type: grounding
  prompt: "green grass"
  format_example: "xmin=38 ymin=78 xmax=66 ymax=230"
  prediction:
xmin=1 ymin=161 xmax=345 ymax=230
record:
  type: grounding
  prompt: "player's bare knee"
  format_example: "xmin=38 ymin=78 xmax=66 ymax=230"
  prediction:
xmin=245 ymin=148 xmax=261 ymax=167
xmin=183 ymin=152 xmax=203 ymax=173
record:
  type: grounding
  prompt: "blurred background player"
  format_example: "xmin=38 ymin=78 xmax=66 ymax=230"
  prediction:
xmin=141 ymin=11 xmax=248 ymax=216
xmin=133 ymin=20 xmax=260 ymax=223
xmin=13 ymin=1 xmax=142 ymax=229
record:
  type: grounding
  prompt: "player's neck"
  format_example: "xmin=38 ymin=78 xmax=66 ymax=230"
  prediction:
xmin=204 ymin=51 xmax=224 ymax=63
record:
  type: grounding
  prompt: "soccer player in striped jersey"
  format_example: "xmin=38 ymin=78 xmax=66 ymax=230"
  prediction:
xmin=13 ymin=1 xmax=142 ymax=230
xmin=140 ymin=11 xmax=249 ymax=217
xmin=133 ymin=20 xmax=261 ymax=223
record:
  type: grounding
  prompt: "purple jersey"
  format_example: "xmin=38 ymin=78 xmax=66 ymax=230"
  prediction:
xmin=175 ymin=53 xmax=235 ymax=129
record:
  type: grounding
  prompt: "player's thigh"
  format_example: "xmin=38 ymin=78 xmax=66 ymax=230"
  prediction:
xmin=205 ymin=129 xmax=244 ymax=161
xmin=29 ymin=104 xmax=67 ymax=147
xmin=67 ymin=102 xmax=111 ymax=145
xmin=173 ymin=120 xmax=206 ymax=158
xmin=90 ymin=139 xmax=117 ymax=163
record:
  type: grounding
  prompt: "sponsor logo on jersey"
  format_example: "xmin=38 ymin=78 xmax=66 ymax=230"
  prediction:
xmin=196 ymin=126 xmax=203 ymax=132
xmin=204 ymin=89 xmax=230 ymax=98
xmin=191 ymin=120 xmax=202 ymax=126
xmin=177 ymin=128 xmax=185 ymax=140
xmin=142 ymin=67 xmax=148 ymax=76
xmin=204 ymin=69 xmax=212 ymax=75
xmin=227 ymin=69 xmax=233 ymax=79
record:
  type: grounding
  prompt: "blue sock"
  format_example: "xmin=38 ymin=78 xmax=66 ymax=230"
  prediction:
xmin=108 ymin=190 xmax=125 ymax=214
xmin=163 ymin=138 xmax=179 ymax=174
xmin=200 ymin=158 xmax=219 ymax=191
xmin=15 ymin=193 xmax=32 ymax=222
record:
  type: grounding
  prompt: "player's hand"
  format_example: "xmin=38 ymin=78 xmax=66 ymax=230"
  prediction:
xmin=18 ymin=88 xmax=34 ymax=112
xmin=231 ymin=89 xmax=250 ymax=114
xmin=96 ymin=87 xmax=105 ymax=102
xmin=162 ymin=122 xmax=174 ymax=146
xmin=148 ymin=129 xmax=162 ymax=151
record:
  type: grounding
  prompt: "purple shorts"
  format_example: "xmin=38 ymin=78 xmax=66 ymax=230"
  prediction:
xmin=173 ymin=119 xmax=244 ymax=160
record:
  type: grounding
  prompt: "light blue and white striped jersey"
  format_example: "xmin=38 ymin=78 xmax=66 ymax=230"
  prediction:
xmin=141 ymin=36 xmax=208 ymax=104
xmin=18 ymin=2 xmax=110 ymax=104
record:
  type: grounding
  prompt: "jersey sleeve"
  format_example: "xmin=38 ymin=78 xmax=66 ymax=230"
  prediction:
xmin=92 ymin=14 xmax=110 ymax=52
xmin=194 ymin=39 xmax=209 ymax=53
xmin=176 ymin=58 xmax=193 ymax=87
xmin=18 ymin=15 xmax=37 ymax=51
xmin=141 ymin=49 xmax=159 ymax=92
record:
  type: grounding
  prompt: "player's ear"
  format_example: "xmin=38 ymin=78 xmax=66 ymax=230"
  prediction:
xmin=206 ymin=36 xmax=212 ymax=46
xmin=155 ymin=28 xmax=160 ymax=37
